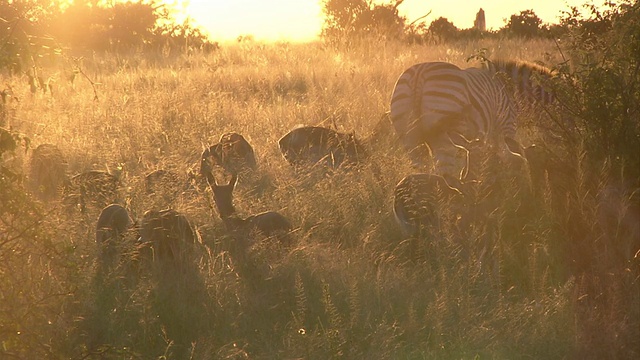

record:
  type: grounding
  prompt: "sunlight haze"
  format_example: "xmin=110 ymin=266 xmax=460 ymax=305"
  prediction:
xmin=176 ymin=0 xmax=596 ymax=42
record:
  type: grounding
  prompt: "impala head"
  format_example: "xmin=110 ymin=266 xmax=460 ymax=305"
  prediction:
xmin=210 ymin=173 xmax=239 ymax=218
xmin=220 ymin=132 xmax=248 ymax=153
xmin=201 ymin=133 xmax=256 ymax=186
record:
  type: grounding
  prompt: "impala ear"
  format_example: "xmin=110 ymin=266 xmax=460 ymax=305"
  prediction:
xmin=229 ymin=173 xmax=238 ymax=188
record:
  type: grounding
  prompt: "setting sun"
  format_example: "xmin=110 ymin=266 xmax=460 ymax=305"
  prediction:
xmin=175 ymin=0 xmax=599 ymax=42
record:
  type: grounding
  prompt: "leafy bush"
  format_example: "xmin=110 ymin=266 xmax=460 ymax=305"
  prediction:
xmin=558 ymin=0 xmax=640 ymax=182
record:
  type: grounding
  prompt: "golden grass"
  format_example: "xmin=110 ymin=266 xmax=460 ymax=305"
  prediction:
xmin=1 ymin=37 xmax=638 ymax=359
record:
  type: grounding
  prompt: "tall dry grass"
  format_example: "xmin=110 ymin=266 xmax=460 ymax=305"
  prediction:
xmin=0 ymin=37 xmax=638 ymax=359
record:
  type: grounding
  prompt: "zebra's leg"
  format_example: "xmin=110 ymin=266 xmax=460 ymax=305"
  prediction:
xmin=430 ymin=136 xmax=463 ymax=181
xmin=501 ymin=136 xmax=528 ymax=172
xmin=448 ymin=133 xmax=480 ymax=182
xmin=407 ymin=143 xmax=432 ymax=169
xmin=503 ymin=136 xmax=534 ymax=192
xmin=504 ymin=136 xmax=526 ymax=158
xmin=401 ymin=117 xmax=433 ymax=169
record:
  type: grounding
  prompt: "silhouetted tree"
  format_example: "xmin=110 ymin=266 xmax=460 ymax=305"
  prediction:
xmin=428 ymin=17 xmax=458 ymax=43
xmin=504 ymin=9 xmax=546 ymax=37
xmin=364 ymin=2 xmax=405 ymax=38
xmin=0 ymin=0 xmax=216 ymax=61
xmin=321 ymin=0 xmax=406 ymax=42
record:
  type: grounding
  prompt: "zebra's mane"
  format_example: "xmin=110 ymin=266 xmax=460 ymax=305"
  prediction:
xmin=485 ymin=59 xmax=556 ymax=78
xmin=482 ymin=59 xmax=559 ymax=107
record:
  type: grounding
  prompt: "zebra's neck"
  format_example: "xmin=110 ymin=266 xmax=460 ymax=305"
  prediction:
xmin=483 ymin=59 xmax=555 ymax=107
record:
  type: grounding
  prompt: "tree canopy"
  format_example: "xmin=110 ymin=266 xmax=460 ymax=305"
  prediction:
xmin=322 ymin=0 xmax=406 ymax=42
xmin=0 ymin=0 xmax=217 ymax=75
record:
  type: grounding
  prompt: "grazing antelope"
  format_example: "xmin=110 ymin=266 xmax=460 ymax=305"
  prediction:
xmin=95 ymin=204 xmax=132 ymax=262
xmin=139 ymin=209 xmax=197 ymax=266
xmin=137 ymin=208 xmax=206 ymax=356
xmin=29 ymin=143 xmax=68 ymax=200
xmin=200 ymin=132 xmax=257 ymax=185
xmin=210 ymin=173 xmax=292 ymax=246
xmin=393 ymin=173 xmax=465 ymax=237
xmin=278 ymin=126 xmax=365 ymax=170
xmin=96 ymin=204 xmax=132 ymax=243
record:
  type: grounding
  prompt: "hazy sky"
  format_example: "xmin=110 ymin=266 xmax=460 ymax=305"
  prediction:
xmin=174 ymin=0 xmax=599 ymax=42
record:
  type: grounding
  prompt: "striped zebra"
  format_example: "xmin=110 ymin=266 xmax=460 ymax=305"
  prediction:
xmin=389 ymin=61 xmax=522 ymax=180
xmin=483 ymin=59 xmax=557 ymax=111
xmin=482 ymin=59 xmax=575 ymax=143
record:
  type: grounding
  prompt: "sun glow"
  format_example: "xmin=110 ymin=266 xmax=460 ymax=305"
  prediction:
xmin=176 ymin=1 xmax=323 ymax=43
xmin=169 ymin=0 xmax=601 ymax=43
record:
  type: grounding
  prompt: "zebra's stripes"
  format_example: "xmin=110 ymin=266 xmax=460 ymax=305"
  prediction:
xmin=483 ymin=59 xmax=580 ymax=145
xmin=389 ymin=61 xmax=520 ymax=179
xmin=482 ymin=59 xmax=557 ymax=110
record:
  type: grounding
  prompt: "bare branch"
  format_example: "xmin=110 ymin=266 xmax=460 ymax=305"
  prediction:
xmin=68 ymin=56 xmax=100 ymax=101
xmin=408 ymin=10 xmax=432 ymax=27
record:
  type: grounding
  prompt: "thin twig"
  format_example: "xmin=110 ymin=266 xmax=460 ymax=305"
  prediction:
xmin=408 ymin=11 xmax=432 ymax=27
xmin=68 ymin=56 xmax=100 ymax=101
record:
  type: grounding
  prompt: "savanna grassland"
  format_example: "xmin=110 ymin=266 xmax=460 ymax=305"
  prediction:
xmin=1 ymin=37 xmax=639 ymax=359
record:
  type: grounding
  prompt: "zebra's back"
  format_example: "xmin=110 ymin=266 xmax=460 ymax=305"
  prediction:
xmin=389 ymin=61 xmax=520 ymax=179
xmin=390 ymin=62 xmax=469 ymax=136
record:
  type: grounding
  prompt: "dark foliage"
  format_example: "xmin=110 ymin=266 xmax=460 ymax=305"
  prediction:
xmin=0 ymin=0 xmax=218 ymax=74
xmin=502 ymin=9 xmax=548 ymax=38
xmin=557 ymin=0 xmax=640 ymax=183
xmin=428 ymin=17 xmax=459 ymax=43
xmin=321 ymin=0 xmax=406 ymax=43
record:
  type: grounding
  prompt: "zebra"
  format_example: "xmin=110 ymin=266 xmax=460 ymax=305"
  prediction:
xmin=389 ymin=61 xmax=523 ymax=181
xmin=482 ymin=59 xmax=557 ymax=110
xmin=481 ymin=59 xmax=579 ymax=143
